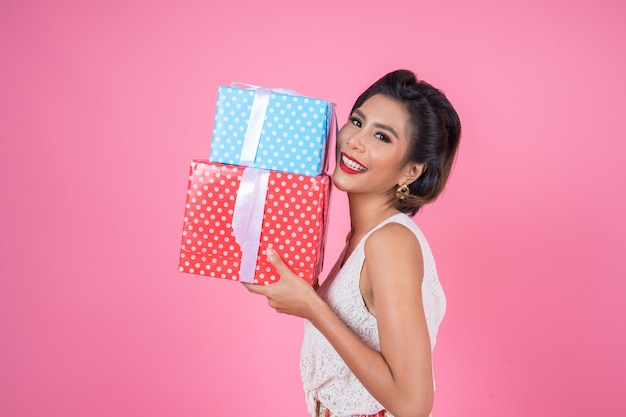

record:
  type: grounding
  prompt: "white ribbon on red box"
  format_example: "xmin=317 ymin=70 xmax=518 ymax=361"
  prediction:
xmin=231 ymin=166 xmax=270 ymax=284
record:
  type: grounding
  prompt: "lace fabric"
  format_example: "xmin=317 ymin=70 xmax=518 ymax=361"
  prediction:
xmin=300 ymin=213 xmax=446 ymax=417
xmin=315 ymin=400 xmax=389 ymax=417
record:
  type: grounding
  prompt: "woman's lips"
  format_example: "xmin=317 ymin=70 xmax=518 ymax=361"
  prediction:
xmin=339 ymin=152 xmax=367 ymax=174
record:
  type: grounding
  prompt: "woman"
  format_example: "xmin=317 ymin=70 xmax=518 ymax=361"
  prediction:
xmin=245 ymin=69 xmax=461 ymax=417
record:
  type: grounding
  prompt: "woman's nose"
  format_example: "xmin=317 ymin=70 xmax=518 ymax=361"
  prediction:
xmin=346 ymin=131 xmax=365 ymax=150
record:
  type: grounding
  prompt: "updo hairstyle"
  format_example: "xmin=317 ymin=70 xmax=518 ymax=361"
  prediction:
xmin=351 ymin=70 xmax=461 ymax=216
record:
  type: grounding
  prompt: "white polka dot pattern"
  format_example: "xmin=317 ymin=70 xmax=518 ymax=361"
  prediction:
xmin=179 ymin=160 xmax=331 ymax=285
xmin=210 ymin=86 xmax=333 ymax=176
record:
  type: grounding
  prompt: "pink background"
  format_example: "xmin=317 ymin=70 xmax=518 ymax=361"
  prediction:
xmin=1 ymin=0 xmax=625 ymax=416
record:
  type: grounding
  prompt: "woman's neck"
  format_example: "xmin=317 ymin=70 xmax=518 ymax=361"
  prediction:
xmin=346 ymin=192 xmax=401 ymax=241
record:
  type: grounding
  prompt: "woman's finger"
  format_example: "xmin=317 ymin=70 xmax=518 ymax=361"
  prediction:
xmin=266 ymin=247 xmax=290 ymax=275
xmin=242 ymin=282 xmax=269 ymax=294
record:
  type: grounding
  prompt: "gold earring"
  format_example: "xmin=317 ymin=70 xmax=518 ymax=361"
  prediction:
xmin=396 ymin=182 xmax=409 ymax=200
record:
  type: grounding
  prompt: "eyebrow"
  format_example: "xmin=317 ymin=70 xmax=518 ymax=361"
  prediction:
xmin=353 ymin=109 xmax=401 ymax=140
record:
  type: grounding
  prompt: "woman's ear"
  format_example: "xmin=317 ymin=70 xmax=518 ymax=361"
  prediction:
xmin=401 ymin=162 xmax=427 ymax=186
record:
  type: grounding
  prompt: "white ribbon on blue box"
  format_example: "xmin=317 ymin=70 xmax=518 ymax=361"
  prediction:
xmin=210 ymin=83 xmax=335 ymax=176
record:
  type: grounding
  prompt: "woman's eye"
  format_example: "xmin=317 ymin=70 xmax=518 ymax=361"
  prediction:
xmin=350 ymin=118 xmax=362 ymax=127
xmin=375 ymin=133 xmax=391 ymax=143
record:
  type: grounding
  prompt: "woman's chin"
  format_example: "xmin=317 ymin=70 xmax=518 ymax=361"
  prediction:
xmin=331 ymin=170 xmax=350 ymax=191
xmin=331 ymin=177 xmax=346 ymax=191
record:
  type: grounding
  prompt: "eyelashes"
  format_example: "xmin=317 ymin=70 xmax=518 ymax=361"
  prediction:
xmin=375 ymin=132 xmax=391 ymax=143
xmin=349 ymin=117 xmax=391 ymax=143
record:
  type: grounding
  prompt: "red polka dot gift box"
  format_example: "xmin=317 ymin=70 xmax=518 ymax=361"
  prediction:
xmin=178 ymin=160 xmax=331 ymax=285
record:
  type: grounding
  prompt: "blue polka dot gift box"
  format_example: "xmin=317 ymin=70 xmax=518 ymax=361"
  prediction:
xmin=178 ymin=160 xmax=331 ymax=285
xmin=209 ymin=84 xmax=336 ymax=176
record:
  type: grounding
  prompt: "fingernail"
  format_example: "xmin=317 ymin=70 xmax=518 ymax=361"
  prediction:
xmin=266 ymin=247 xmax=275 ymax=257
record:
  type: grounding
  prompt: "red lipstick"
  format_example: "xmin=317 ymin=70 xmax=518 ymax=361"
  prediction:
xmin=339 ymin=152 xmax=367 ymax=174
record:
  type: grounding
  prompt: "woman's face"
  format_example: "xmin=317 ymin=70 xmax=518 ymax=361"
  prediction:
xmin=332 ymin=94 xmax=417 ymax=198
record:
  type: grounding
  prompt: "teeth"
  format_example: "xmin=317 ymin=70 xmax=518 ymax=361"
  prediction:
xmin=342 ymin=154 xmax=367 ymax=171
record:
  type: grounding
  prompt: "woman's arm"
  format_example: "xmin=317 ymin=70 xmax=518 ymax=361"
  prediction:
xmin=244 ymin=223 xmax=433 ymax=417
xmin=358 ymin=223 xmax=434 ymax=417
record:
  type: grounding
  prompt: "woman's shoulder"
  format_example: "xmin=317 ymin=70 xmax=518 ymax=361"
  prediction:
xmin=371 ymin=213 xmax=422 ymax=238
xmin=365 ymin=215 xmax=423 ymax=256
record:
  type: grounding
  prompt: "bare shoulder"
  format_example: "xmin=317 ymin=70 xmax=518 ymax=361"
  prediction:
xmin=363 ymin=221 xmax=424 ymax=287
xmin=365 ymin=221 xmax=422 ymax=257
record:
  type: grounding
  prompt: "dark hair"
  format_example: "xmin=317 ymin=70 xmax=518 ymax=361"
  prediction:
xmin=352 ymin=69 xmax=461 ymax=216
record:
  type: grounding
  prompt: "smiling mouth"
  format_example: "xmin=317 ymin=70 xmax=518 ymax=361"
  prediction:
xmin=340 ymin=153 xmax=367 ymax=172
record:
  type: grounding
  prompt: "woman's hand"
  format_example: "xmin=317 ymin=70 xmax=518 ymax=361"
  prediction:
xmin=243 ymin=247 xmax=322 ymax=319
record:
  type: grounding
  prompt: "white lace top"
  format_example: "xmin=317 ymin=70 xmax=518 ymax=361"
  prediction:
xmin=300 ymin=213 xmax=446 ymax=416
